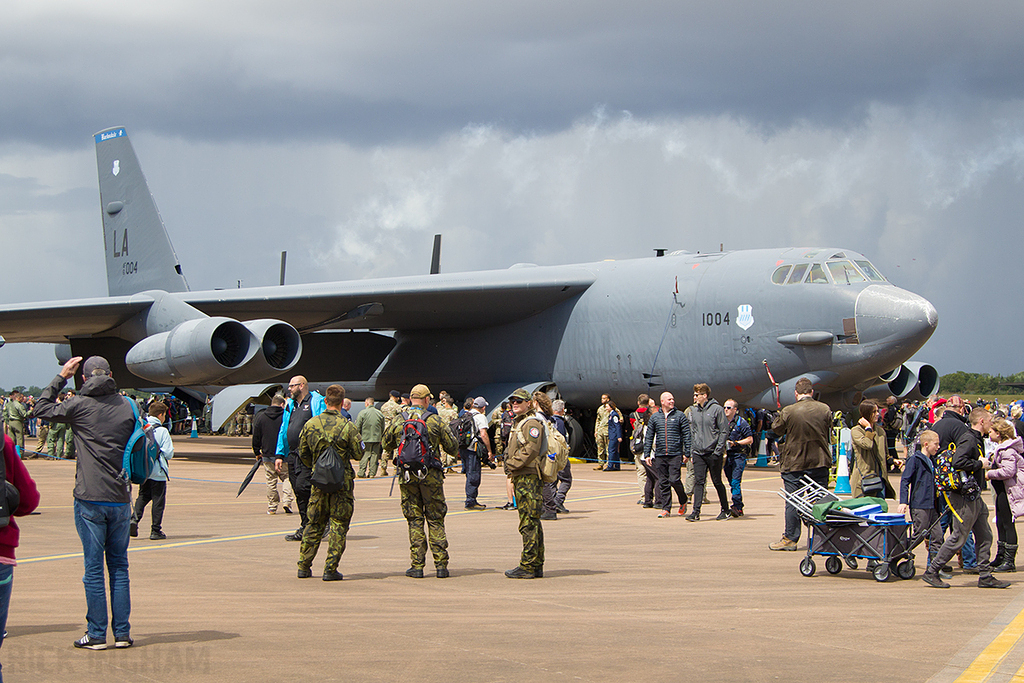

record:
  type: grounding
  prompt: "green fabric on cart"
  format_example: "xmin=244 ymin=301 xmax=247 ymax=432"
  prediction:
xmin=810 ymin=497 xmax=888 ymax=522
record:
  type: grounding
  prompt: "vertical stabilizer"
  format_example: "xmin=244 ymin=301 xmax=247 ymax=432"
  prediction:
xmin=95 ymin=127 xmax=189 ymax=296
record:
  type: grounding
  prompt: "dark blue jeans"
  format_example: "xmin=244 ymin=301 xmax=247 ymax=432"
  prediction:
xmin=0 ymin=562 xmax=12 ymax=682
xmin=781 ymin=467 xmax=830 ymax=542
xmin=463 ymin=450 xmax=482 ymax=506
xmin=723 ymin=452 xmax=747 ymax=510
xmin=73 ymin=500 xmax=132 ymax=640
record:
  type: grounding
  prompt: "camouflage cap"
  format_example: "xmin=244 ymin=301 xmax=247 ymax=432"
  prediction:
xmin=510 ymin=388 xmax=531 ymax=401
xmin=410 ymin=384 xmax=432 ymax=399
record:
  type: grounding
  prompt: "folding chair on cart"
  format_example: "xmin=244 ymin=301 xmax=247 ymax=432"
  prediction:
xmin=779 ymin=475 xmax=929 ymax=582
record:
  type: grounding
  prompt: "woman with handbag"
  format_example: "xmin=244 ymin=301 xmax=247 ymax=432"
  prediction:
xmin=851 ymin=401 xmax=894 ymax=498
xmin=984 ymin=418 xmax=1024 ymax=572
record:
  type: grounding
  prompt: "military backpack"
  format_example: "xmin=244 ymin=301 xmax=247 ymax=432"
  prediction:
xmin=529 ymin=416 xmax=570 ymax=484
xmin=398 ymin=411 xmax=439 ymax=479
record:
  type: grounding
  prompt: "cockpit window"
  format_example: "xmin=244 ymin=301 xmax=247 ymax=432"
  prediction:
xmin=854 ymin=260 xmax=886 ymax=282
xmin=827 ymin=260 xmax=866 ymax=284
xmin=771 ymin=265 xmax=792 ymax=284
xmin=787 ymin=263 xmax=809 ymax=284
xmin=805 ymin=263 xmax=830 ymax=284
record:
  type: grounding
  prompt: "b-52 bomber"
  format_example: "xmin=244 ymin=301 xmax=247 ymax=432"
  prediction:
xmin=0 ymin=127 xmax=939 ymax=420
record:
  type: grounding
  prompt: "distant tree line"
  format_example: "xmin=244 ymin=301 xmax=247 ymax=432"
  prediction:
xmin=940 ymin=372 xmax=1024 ymax=396
xmin=0 ymin=386 xmax=43 ymax=397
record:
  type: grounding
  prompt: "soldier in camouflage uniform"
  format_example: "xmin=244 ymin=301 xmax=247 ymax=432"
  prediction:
xmin=382 ymin=384 xmax=458 ymax=579
xmin=436 ymin=396 xmax=459 ymax=470
xmin=378 ymin=390 xmax=403 ymax=476
xmin=504 ymin=388 xmax=545 ymax=579
xmin=3 ymin=391 xmax=28 ymax=458
xmin=594 ymin=394 xmax=611 ymax=470
xmin=296 ymin=385 xmax=361 ymax=581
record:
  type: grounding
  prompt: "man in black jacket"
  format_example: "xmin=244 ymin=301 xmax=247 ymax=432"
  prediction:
xmin=932 ymin=396 xmax=977 ymax=572
xmin=923 ymin=408 xmax=1009 ymax=589
xmin=34 ymin=356 xmax=137 ymax=649
xmin=643 ymin=392 xmax=692 ymax=519
xmin=253 ymin=394 xmax=293 ymax=515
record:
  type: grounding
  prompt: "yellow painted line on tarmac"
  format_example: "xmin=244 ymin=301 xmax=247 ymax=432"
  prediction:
xmin=954 ymin=607 xmax=1024 ymax=682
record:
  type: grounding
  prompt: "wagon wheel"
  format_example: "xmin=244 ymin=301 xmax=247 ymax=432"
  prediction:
xmin=845 ymin=557 xmax=858 ymax=570
xmin=799 ymin=557 xmax=816 ymax=577
xmin=825 ymin=556 xmax=842 ymax=575
xmin=896 ymin=559 xmax=916 ymax=580
xmin=872 ymin=562 xmax=890 ymax=582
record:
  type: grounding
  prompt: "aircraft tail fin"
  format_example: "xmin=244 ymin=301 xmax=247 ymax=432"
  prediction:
xmin=94 ymin=127 xmax=189 ymax=296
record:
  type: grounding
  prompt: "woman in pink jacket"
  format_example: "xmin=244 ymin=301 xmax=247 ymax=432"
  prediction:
xmin=0 ymin=432 xmax=41 ymax=679
xmin=985 ymin=418 xmax=1024 ymax=573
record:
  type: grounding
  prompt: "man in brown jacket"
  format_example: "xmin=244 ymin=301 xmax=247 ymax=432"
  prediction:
xmin=769 ymin=377 xmax=832 ymax=551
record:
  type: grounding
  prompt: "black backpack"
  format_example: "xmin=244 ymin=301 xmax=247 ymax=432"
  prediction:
xmin=0 ymin=446 xmax=21 ymax=528
xmin=311 ymin=444 xmax=348 ymax=493
xmin=452 ymin=411 xmax=476 ymax=450
xmin=398 ymin=411 xmax=438 ymax=478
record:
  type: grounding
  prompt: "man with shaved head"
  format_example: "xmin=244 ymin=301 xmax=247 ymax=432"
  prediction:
xmin=276 ymin=376 xmax=325 ymax=542
xmin=643 ymin=391 xmax=692 ymax=519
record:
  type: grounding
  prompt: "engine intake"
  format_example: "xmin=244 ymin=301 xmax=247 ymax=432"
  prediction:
xmin=218 ymin=319 xmax=303 ymax=384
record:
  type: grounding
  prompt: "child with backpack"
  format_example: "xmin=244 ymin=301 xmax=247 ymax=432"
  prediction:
xmin=130 ymin=401 xmax=174 ymax=540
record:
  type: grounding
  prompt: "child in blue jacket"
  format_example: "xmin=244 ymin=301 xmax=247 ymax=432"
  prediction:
xmin=897 ymin=430 xmax=945 ymax=570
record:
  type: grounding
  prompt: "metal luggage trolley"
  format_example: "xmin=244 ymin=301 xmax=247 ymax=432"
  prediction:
xmin=779 ymin=475 xmax=918 ymax=582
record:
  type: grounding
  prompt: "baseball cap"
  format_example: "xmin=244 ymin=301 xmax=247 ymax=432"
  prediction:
xmin=83 ymin=356 xmax=111 ymax=376
xmin=510 ymin=388 xmax=531 ymax=401
xmin=473 ymin=396 xmax=488 ymax=409
xmin=410 ymin=384 xmax=431 ymax=399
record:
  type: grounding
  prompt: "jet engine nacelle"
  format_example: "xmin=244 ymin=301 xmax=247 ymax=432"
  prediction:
xmin=125 ymin=317 xmax=257 ymax=385
xmin=865 ymin=362 xmax=940 ymax=402
xmin=217 ymin=319 xmax=303 ymax=384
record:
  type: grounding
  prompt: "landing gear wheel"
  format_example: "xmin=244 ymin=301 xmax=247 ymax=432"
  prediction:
xmin=825 ymin=556 xmax=842 ymax=575
xmin=799 ymin=557 xmax=816 ymax=577
xmin=873 ymin=562 xmax=891 ymax=582
xmin=896 ymin=560 xmax=916 ymax=580
xmin=845 ymin=557 xmax=858 ymax=570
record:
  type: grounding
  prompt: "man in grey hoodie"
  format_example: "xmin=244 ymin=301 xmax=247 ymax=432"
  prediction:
xmin=686 ymin=383 xmax=730 ymax=522
xmin=34 ymin=355 xmax=136 ymax=650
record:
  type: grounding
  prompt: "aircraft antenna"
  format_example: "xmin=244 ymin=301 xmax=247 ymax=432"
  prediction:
xmin=430 ymin=235 xmax=441 ymax=275
xmin=280 ymin=251 xmax=287 ymax=286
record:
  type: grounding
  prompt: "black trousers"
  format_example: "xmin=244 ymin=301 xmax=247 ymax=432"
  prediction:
xmin=692 ymin=451 xmax=729 ymax=514
xmin=288 ymin=457 xmax=312 ymax=529
xmin=132 ymin=480 xmax=167 ymax=532
xmin=653 ymin=454 xmax=687 ymax=512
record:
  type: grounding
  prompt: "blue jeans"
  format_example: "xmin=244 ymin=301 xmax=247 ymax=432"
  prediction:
xmin=463 ymin=451 xmax=482 ymax=506
xmin=724 ymin=452 xmax=747 ymax=510
xmin=73 ymin=500 xmax=131 ymax=639
xmin=0 ymin=563 xmax=12 ymax=682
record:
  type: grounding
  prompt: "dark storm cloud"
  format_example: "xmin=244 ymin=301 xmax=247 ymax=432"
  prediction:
xmin=1 ymin=1 xmax=1023 ymax=147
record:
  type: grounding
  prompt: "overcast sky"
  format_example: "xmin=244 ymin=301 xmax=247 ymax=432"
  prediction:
xmin=1 ymin=1 xmax=1022 ymax=390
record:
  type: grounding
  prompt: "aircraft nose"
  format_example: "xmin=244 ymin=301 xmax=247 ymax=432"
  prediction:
xmin=854 ymin=284 xmax=937 ymax=349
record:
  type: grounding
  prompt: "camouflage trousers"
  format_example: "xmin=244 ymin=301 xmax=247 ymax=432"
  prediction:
xmin=513 ymin=472 xmax=545 ymax=571
xmin=298 ymin=486 xmax=354 ymax=574
xmin=399 ymin=468 xmax=448 ymax=569
xmin=595 ymin=432 xmax=608 ymax=467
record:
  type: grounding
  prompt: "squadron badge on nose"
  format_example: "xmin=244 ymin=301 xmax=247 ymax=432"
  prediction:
xmin=737 ymin=304 xmax=754 ymax=330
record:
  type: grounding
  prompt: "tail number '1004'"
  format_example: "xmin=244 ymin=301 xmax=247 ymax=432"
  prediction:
xmin=703 ymin=312 xmax=730 ymax=326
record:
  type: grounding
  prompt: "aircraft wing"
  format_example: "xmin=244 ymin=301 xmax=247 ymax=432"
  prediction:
xmin=0 ymin=265 xmax=597 ymax=343
xmin=178 ymin=265 xmax=597 ymax=332
xmin=0 ymin=295 xmax=152 ymax=343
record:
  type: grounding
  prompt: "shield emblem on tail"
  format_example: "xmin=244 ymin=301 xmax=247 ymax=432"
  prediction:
xmin=737 ymin=304 xmax=754 ymax=330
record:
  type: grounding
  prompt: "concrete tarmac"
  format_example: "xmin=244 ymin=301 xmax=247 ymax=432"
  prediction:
xmin=5 ymin=435 xmax=1024 ymax=682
